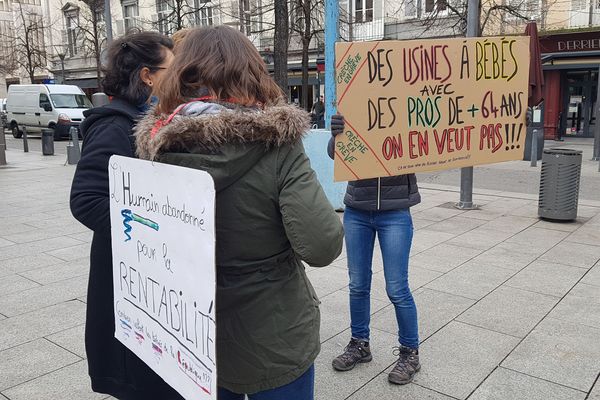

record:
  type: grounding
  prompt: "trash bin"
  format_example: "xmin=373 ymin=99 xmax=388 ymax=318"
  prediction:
xmin=538 ymin=148 xmax=582 ymax=221
xmin=41 ymin=129 xmax=54 ymax=156
xmin=302 ymin=129 xmax=346 ymax=210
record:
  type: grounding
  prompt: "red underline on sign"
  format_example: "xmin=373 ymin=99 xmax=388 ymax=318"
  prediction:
xmin=338 ymin=41 xmax=381 ymax=107
xmin=336 ymin=42 xmax=355 ymax=69
xmin=344 ymin=118 xmax=392 ymax=176
xmin=335 ymin=150 xmax=361 ymax=180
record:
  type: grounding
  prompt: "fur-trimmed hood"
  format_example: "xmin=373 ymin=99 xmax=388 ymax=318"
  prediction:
xmin=135 ymin=101 xmax=311 ymax=161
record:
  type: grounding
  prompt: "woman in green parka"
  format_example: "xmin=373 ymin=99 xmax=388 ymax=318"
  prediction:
xmin=135 ymin=26 xmax=344 ymax=399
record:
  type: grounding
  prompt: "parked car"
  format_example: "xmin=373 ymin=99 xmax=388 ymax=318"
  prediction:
xmin=6 ymin=84 xmax=92 ymax=140
xmin=0 ymin=98 xmax=7 ymax=130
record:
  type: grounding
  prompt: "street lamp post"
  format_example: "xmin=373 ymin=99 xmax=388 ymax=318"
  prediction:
xmin=58 ymin=53 xmax=66 ymax=84
xmin=54 ymin=45 xmax=67 ymax=84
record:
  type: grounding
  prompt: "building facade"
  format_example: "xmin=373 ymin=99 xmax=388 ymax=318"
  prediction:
xmin=0 ymin=0 xmax=599 ymax=108
xmin=540 ymin=29 xmax=600 ymax=139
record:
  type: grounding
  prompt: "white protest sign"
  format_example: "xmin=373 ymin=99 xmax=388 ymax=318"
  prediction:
xmin=109 ymin=155 xmax=216 ymax=400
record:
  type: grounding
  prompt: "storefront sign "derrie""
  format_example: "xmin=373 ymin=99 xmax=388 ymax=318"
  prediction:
xmin=557 ymin=39 xmax=600 ymax=51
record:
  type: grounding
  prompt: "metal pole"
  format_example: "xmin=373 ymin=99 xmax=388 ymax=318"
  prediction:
xmin=530 ymin=129 xmax=538 ymax=167
xmin=22 ymin=126 xmax=28 ymax=153
xmin=457 ymin=0 xmax=480 ymax=209
xmin=593 ymin=67 xmax=600 ymax=161
xmin=0 ymin=126 xmax=6 ymax=165
xmin=324 ymin=0 xmax=339 ymax=129
xmin=61 ymin=57 xmax=65 ymax=84
xmin=104 ymin=0 xmax=113 ymax=43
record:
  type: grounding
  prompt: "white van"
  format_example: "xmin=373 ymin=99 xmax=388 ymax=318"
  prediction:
xmin=6 ymin=84 xmax=92 ymax=139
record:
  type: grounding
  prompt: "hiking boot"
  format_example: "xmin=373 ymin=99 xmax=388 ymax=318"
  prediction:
xmin=332 ymin=338 xmax=372 ymax=371
xmin=388 ymin=345 xmax=420 ymax=385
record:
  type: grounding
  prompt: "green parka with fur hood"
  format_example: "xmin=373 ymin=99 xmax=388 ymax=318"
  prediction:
xmin=135 ymin=100 xmax=344 ymax=394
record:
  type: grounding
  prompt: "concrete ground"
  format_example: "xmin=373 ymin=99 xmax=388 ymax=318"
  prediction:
xmin=1 ymin=146 xmax=599 ymax=400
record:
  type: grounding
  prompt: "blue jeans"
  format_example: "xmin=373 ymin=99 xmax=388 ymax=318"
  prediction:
xmin=344 ymin=206 xmax=419 ymax=349
xmin=217 ymin=365 xmax=314 ymax=400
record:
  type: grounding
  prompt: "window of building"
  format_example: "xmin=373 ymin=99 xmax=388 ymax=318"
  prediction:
xmin=64 ymin=9 xmax=79 ymax=57
xmin=354 ymin=0 xmax=373 ymax=22
xmin=0 ymin=0 xmax=9 ymax=12
xmin=156 ymin=0 xmax=173 ymax=34
xmin=194 ymin=0 xmax=214 ymax=26
xmin=29 ymin=13 xmax=46 ymax=65
xmin=425 ymin=0 xmax=446 ymax=12
xmin=122 ymin=1 xmax=139 ymax=33
xmin=290 ymin=0 xmax=303 ymax=30
xmin=15 ymin=0 xmax=41 ymax=6
xmin=404 ymin=0 xmax=417 ymax=17
xmin=242 ymin=0 xmax=251 ymax=34
xmin=505 ymin=0 xmax=538 ymax=19
xmin=0 ymin=21 xmax=15 ymax=68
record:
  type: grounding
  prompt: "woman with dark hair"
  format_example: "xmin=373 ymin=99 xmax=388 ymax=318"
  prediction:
xmin=70 ymin=31 xmax=182 ymax=400
xmin=134 ymin=26 xmax=344 ymax=399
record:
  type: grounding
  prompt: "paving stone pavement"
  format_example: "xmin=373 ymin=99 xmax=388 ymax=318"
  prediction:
xmin=1 ymin=148 xmax=600 ymax=400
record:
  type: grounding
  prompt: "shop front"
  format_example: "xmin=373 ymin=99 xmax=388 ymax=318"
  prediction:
xmin=540 ymin=30 xmax=600 ymax=140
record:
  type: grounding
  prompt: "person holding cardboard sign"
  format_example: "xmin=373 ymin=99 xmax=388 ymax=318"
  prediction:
xmin=134 ymin=26 xmax=344 ymax=399
xmin=327 ymin=115 xmax=422 ymax=385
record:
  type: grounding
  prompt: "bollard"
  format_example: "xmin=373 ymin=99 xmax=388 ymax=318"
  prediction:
xmin=530 ymin=129 xmax=538 ymax=167
xmin=66 ymin=126 xmax=81 ymax=165
xmin=22 ymin=126 xmax=29 ymax=153
xmin=41 ymin=129 xmax=55 ymax=156
xmin=0 ymin=126 xmax=6 ymax=165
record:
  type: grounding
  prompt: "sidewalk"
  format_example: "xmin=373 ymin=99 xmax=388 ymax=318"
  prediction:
xmin=417 ymin=137 xmax=600 ymax=201
xmin=1 ymin=148 xmax=599 ymax=400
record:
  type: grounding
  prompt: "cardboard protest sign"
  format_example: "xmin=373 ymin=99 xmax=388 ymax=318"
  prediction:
xmin=334 ymin=36 xmax=530 ymax=181
xmin=109 ymin=155 xmax=216 ymax=400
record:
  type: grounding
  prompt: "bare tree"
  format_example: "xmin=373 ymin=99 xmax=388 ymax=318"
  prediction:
xmin=0 ymin=21 xmax=19 ymax=76
xmin=6 ymin=0 xmax=49 ymax=83
xmin=68 ymin=0 xmax=105 ymax=80
xmin=290 ymin=0 xmax=324 ymax=109
xmin=415 ymin=0 xmax=540 ymax=36
xmin=273 ymin=0 xmax=289 ymax=95
xmin=152 ymin=0 xmax=215 ymax=35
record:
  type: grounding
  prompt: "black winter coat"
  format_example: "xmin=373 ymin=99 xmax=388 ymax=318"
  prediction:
xmin=327 ymin=136 xmax=421 ymax=210
xmin=70 ymin=99 xmax=184 ymax=400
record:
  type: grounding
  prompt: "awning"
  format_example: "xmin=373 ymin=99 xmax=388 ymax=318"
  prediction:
xmin=541 ymin=50 xmax=600 ymax=70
